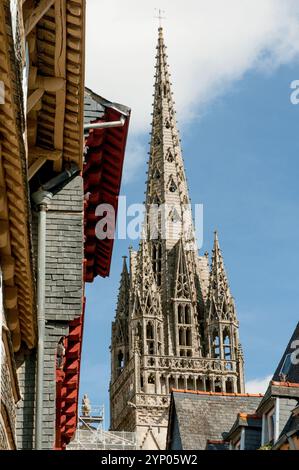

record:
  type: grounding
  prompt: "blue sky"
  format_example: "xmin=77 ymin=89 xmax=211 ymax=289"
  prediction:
xmin=80 ymin=1 xmax=299 ymax=426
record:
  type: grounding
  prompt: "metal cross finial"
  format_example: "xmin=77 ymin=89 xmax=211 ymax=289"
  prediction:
xmin=154 ymin=8 xmax=166 ymax=27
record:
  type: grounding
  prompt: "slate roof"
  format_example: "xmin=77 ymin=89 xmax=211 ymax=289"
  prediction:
xmin=256 ymin=322 xmax=299 ymax=413
xmin=272 ymin=403 xmax=299 ymax=449
xmin=272 ymin=322 xmax=299 ymax=384
xmin=205 ymin=440 xmax=229 ymax=450
xmin=167 ymin=390 xmax=263 ymax=450
xmin=83 ymin=87 xmax=131 ymax=279
xmin=225 ymin=413 xmax=262 ymax=441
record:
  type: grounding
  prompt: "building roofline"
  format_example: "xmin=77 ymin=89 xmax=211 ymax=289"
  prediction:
xmin=238 ymin=412 xmax=261 ymax=419
xmin=271 ymin=381 xmax=299 ymax=388
xmin=206 ymin=439 xmax=226 ymax=444
xmin=171 ymin=388 xmax=263 ymax=398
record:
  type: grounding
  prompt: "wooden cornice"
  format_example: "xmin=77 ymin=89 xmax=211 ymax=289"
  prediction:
xmin=0 ymin=2 xmax=37 ymax=351
xmin=25 ymin=0 xmax=85 ymax=174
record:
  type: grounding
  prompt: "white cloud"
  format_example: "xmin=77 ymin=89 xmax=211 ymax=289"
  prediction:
xmin=85 ymin=0 xmax=299 ymax=179
xmin=246 ymin=375 xmax=272 ymax=394
xmin=122 ymin=137 xmax=146 ymax=184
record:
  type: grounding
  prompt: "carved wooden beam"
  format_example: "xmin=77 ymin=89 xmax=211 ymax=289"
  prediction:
xmin=53 ymin=0 xmax=66 ymax=172
xmin=28 ymin=146 xmax=62 ymax=179
xmin=28 ymin=156 xmax=47 ymax=180
xmin=36 ymin=76 xmax=65 ymax=92
xmin=27 ymin=88 xmax=44 ymax=113
xmin=24 ymin=0 xmax=55 ymax=36
xmin=29 ymin=146 xmax=62 ymax=160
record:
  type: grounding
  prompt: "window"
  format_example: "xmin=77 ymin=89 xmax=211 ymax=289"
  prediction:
xmin=148 ymin=374 xmax=155 ymax=384
xmin=152 ymin=241 xmax=162 ymax=286
xmin=168 ymin=177 xmax=177 ymax=192
xmin=185 ymin=306 xmax=191 ymax=324
xmin=266 ymin=408 xmax=275 ymax=442
xmin=166 ymin=148 xmax=174 ymax=162
xmin=212 ymin=330 xmax=220 ymax=358
xmin=226 ymin=379 xmax=234 ymax=393
xmin=231 ymin=428 xmax=245 ymax=450
xmin=262 ymin=405 xmax=276 ymax=444
xmin=234 ymin=439 xmax=241 ymax=450
xmin=223 ymin=328 xmax=232 ymax=360
xmin=157 ymin=326 xmax=162 ymax=354
xmin=178 ymin=377 xmax=184 ymax=389
xmin=146 ymin=322 xmax=155 ymax=355
xmin=146 ymin=322 xmax=154 ymax=339
xmin=179 ymin=327 xmax=185 ymax=346
xmin=186 ymin=328 xmax=191 ymax=346
xmin=117 ymin=350 xmax=124 ymax=375
xmin=178 ymin=305 xmax=184 ymax=324
xmin=214 ymin=379 xmax=222 ymax=392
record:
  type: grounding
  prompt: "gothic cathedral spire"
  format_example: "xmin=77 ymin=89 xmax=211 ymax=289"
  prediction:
xmin=110 ymin=27 xmax=245 ymax=450
xmin=147 ymin=27 xmax=190 ymax=209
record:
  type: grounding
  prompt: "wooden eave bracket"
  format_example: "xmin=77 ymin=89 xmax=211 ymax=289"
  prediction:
xmin=28 ymin=146 xmax=62 ymax=180
xmin=24 ymin=0 xmax=56 ymax=36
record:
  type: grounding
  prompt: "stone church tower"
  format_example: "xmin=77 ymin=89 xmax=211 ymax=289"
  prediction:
xmin=110 ymin=27 xmax=245 ymax=450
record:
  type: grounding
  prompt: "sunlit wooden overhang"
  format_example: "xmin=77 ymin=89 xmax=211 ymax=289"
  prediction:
xmin=24 ymin=0 xmax=86 ymax=176
xmin=0 ymin=0 xmax=86 ymax=352
xmin=0 ymin=2 xmax=37 ymax=352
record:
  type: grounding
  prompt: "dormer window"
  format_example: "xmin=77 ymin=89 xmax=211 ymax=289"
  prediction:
xmin=262 ymin=400 xmax=279 ymax=445
xmin=229 ymin=428 xmax=245 ymax=450
xmin=265 ymin=408 xmax=275 ymax=443
xmin=234 ymin=439 xmax=241 ymax=450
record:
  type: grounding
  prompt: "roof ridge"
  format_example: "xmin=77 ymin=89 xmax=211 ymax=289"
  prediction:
xmin=171 ymin=388 xmax=263 ymax=397
xmin=238 ymin=412 xmax=261 ymax=419
xmin=271 ymin=380 xmax=299 ymax=388
xmin=207 ymin=439 xmax=225 ymax=444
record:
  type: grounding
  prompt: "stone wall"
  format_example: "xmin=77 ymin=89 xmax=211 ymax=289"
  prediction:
xmin=1 ymin=307 xmax=18 ymax=450
xmin=16 ymin=176 xmax=84 ymax=449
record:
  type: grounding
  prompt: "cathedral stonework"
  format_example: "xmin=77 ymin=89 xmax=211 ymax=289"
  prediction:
xmin=110 ymin=27 xmax=245 ymax=450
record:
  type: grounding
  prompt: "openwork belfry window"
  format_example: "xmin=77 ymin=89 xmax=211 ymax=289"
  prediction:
xmin=152 ymin=241 xmax=162 ymax=286
xmin=226 ymin=378 xmax=234 ymax=393
xmin=178 ymin=304 xmax=191 ymax=324
xmin=223 ymin=327 xmax=231 ymax=360
xmin=117 ymin=350 xmax=124 ymax=376
xmin=178 ymin=325 xmax=192 ymax=357
xmin=135 ymin=322 xmax=143 ymax=354
xmin=146 ymin=322 xmax=155 ymax=355
xmin=212 ymin=330 xmax=220 ymax=358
